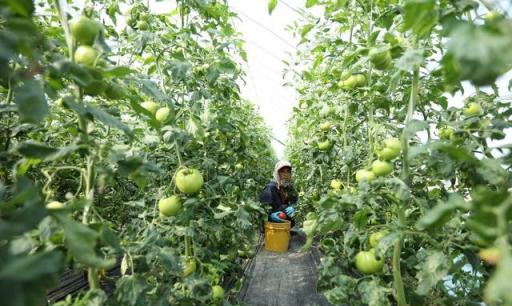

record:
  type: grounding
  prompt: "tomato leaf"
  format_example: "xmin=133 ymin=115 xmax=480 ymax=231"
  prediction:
xmin=416 ymin=194 xmax=467 ymax=230
xmin=85 ymin=105 xmax=133 ymax=139
xmin=358 ymin=279 xmax=391 ymax=306
xmin=305 ymin=0 xmax=319 ymax=8
xmin=0 ymin=250 xmax=63 ymax=281
xmin=445 ymin=22 xmax=512 ymax=86
xmin=16 ymin=142 xmax=80 ymax=161
xmin=14 ymin=80 xmax=48 ymax=124
xmin=51 ymin=211 xmax=116 ymax=269
xmin=403 ymin=0 xmax=438 ymax=38
xmin=415 ymin=249 xmax=451 ymax=295
xmin=268 ymin=0 xmax=278 ymax=15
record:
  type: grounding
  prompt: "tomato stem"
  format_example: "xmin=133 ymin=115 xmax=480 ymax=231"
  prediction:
xmin=87 ymin=268 xmax=100 ymax=290
xmin=174 ymin=140 xmax=184 ymax=167
xmin=392 ymin=228 xmax=407 ymax=306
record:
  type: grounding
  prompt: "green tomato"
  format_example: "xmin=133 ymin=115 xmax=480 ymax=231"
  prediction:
xmin=369 ymin=48 xmax=392 ymax=70
xmin=104 ymin=83 xmax=125 ymax=100
xmin=479 ymin=118 xmax=491 ymax=129
xmin=340 ymin=75 xmax=357 ymax=89
xmin=155 ymin=107 xmax=170 ymax=122
xmin=82 ymin=70 xmax=106 ymax=95
xmin=340 ymin=71 xmax=351 ymax=80
xmin=463 ymin=102 xmax=483 ymax=117
xmin=369 ymin=231 xmax=387 ymax=248
xmin=137 ymin=20 xmax=149 ymax=30
xmin=141 ymin=101 xmax=159 ymax=115
xmin=354 ymin=74 xmax=366 ymax=87
xmin=355 ymin=169 xmax=376 ymax=183
xmin=378 ymin=147 xmax=399 ymax=160
xmin=158 ymin=195 xmax=182 ymax=217
xmin=484 ymin=11 xmax=504 ymax=23
xmin=439 ymin=127 xmax=455 ymax=140
xmin=320 ymin=122 xmax=331 ymax=131
xmin=330 ymin=179 xmax=343 ymax=190
xmin=317 ymin=139 xmax=332 ymax=151
xmin=176 ymin=168 xmax=204 ymax=194
xmin=46 ymin=201 xmax=65 ymax=210
xmin=371 ymin=160 xmax=393 ymax=176
xmin=235 ymin=163 xmax=244 ymax=170
xmin=74 ymin=46 xmax=97 ymax=66
xmin=212 ymin=285 xmax=225 ymax=300
xmin=355 ymin=249 xmax=384 ymax=274
xmin=70 ymin=16 xmax=100 ymax=46
xmin=383 ymin=137 xmax=401 ymax=153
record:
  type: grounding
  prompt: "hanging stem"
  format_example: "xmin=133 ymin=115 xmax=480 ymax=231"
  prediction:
xmin=393 ymin=64 xmax=419 ymax=306
xmin=55 ymin=0 xmax=100 ymax=291
xmin=401 ymin=68 xmax=419 ymax=184
xmin=366 ymin=0 xmax=375 ymax=168
xmin=82 ymin=156 xmax=95 ymax=224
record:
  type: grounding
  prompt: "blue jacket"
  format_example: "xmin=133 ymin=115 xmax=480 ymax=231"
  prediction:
xmin=259 ymin=181 xmax=298 ymax=215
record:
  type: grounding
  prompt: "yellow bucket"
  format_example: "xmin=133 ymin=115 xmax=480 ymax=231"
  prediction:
xmin=264 ymin=221 xmax=291 ymax=252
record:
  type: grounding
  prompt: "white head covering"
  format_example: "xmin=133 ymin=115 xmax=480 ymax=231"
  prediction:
xmin=273 ymin=160 xmax=292 ymax=186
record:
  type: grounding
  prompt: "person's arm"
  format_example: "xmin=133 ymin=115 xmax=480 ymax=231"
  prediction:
xmin=260 ymin=183 xmax=286 ymax=222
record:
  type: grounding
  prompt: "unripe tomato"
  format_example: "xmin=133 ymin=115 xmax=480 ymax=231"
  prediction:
xmin=330 ymin=179 xmax=343 ymax=190
xmin=104 ymin=83 xmax=125 ymax=100
xmin=212 ymin=285 xmax=225 ymax=300
xmin=339 ymin=75 xmax=357 ymax=89
xmin=369 ymin=47 xmax=392 ymax=70
xmin=369 ymin=231 xmax=387 ymax=248
xmin=235 ymin=163 xmax=244 ymax=170
xmin=354 ymin=74 xmax=366 ymax=86
xmin=383 ymin=137 xmax=401 ymax=153
xmin=484 ymin=11 xmax=504 ymax=23
xmin=176 ymin=168 xmax=204 ymax=194
xmin=355 ymin=249 xmax=384 ymax=274
xmin=317 ymin=139 xmax=332 ymax=151
xmin=439 ymin=127 xmax=455 ymax=140
xmin=371 ymin=160 xmax=393 ymax=176
xmin=463 ymin=102 xmax=483 ymax=117
xmin=137 ymin=20 xmax=149 ymax=30
xmin=155 ymin=107 xmax=170 ymax=122
xmin=378 ymin=147 xmax=399 ymax=160
xmin=158 ymin=195 xmax=182 ymax=217
xmin=320 ymin=122 xmax=331 ymax=131
xmin=355 ymin=169 xmax=376 ymax=183
xmin=70 ymin=16 xmax=100 ymax=46
xmin=74 ymin=46 xmax=97 ymax=66
xmin=141 ymin=101 xmax=159 ymax=115
xmin=46 ymin=201 xmax=65 ymax=210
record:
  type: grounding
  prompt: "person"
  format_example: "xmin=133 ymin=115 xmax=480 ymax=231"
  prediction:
xmin=259 ymin=160 xmax=298 ymax=226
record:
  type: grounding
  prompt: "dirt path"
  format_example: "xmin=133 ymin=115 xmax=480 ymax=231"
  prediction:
xmin=240 ymin=232 xmax=331 ymax=306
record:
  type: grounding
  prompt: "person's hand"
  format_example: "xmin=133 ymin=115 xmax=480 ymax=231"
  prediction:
xmin=270 ymin=211 xmax=286 ymax=222
xmin=285 ymin=206 xmax=296 ymax=218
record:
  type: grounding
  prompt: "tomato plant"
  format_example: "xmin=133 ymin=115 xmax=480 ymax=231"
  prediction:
xmin=0 ymin=1 xmax=275 ymax=305
xmin=286 ymin=1 xmax=512 ymax=305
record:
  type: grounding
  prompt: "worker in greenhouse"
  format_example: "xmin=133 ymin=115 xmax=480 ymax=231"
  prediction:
xmin=259 ymin=160 xmax=298 ymax=226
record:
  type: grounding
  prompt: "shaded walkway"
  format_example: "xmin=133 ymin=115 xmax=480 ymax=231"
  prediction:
xmin=240 ymin=232 xmax=330 ymax=306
